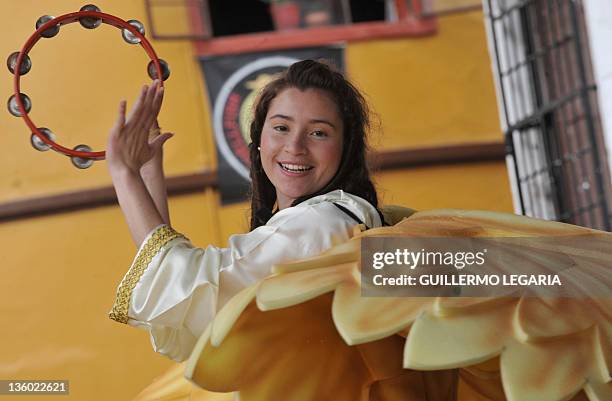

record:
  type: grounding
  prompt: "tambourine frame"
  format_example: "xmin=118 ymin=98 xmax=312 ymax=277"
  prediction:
xmin=12 ymin=10 xmax=165 ymax=160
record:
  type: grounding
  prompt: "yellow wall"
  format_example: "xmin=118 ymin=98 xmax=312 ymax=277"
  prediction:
xmin=346 ymin=10 xmax=512 ymax=213
xmin=1 ymin=2 xmax=220 ymax=400
xmin=0 ymin=192 xmax=219 ymax=400
xmin=0 ymin=2 xmax=512 ymax=400
xmin=347 ymin=11 xmax=503 ymax=149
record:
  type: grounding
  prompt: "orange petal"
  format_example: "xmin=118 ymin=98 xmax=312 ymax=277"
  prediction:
xmin=515 ymin=298 xmax=596 ymax=341
xmin=211 ymin=284 xmax=259 ymax=347
xmin=188 ymin=295 xmax=373 ymax=401
xmin=272 ymin=240 xmax=359 ymax=274
xmin=404 ymin=302 xmax=514 ymax=369
xmin=257 ymin=263 xmax=355 ymax=311
xmin=500 ymin=332 xmax=597 ymax=401
xmin=584 ymin=381 xmax=612 ymax=401
xmin=332 ymin=283 xmax=429 ymax=345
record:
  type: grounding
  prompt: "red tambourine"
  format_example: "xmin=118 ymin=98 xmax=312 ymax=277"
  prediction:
xmin=7 ymin=4 xmax=170 ymax=169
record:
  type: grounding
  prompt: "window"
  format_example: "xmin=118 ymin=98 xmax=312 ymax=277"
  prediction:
xmin=207 ymin=1 xmax=273 ymax=37
xmin=144 ymin=0 xmax=436 ymax=54
xmin=485 ymin=0 xmax=612 ymax=230
xmin=205 ymin=0 xmax=387 ymax=35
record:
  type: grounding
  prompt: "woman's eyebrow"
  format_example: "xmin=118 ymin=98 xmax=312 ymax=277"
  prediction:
xmin=269 ymin=114 xmax=336 ymax=129
xmin=310 ymin=119 xmax=336 ymax=129
xmin=269 ymin=114 xmax=293 ymax=121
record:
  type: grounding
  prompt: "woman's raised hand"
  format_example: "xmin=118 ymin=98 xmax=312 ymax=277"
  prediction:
xmin=106 ymin=80 xmax=172 ymax=174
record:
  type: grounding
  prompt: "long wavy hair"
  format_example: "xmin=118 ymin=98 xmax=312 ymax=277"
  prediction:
xmin=248 ymin=59 xmax=378 ymax=230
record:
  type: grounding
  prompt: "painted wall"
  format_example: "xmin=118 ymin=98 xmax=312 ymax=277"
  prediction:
xmin=348 ymin=11 xmax=502 ymax=150
xmin=1 ymin=2 xmax=218 ymax=400
xmin=0 ymin=2 xmax=511 ymax=400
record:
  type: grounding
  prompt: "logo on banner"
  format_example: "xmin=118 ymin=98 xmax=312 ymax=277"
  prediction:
xmin=213 ymin=56 xmax=299 ymax=180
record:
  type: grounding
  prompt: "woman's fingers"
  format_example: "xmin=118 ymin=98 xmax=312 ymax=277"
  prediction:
xmin=112 ymin=100 xmax=127 ymax=135
xmin=108 ymin=82 xmax=165 ymax=171
xmin=147 ymin=85 xmax=164 ymax=128
xmin=130 ymin=84 xmax=153 ymax=129
xmin=150 ymin=132 xmax=173 ymax=151
xmin=139 ymin=83 xmax=164 ymax=135
xmin=142 ymin=81 xmax=160 ymax=128
xmin=118 ymin=81 xmax=163 ymax=161
xmin=134 ymin=80 xmax=161 ymax=132
xmin=126 ymin=84 xmax=148 ymax=123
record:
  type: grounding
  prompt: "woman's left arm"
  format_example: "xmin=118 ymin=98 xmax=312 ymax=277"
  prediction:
xmin=107 ymin=81 xmax=172 ymax=246
xmin=110 ymin=167 xmax=163 ymax=246
xmin=140 ymin=125 xmax=172 ymax=226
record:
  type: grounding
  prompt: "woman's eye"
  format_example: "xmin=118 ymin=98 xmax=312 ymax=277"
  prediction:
xmin=273 ymin=125 xmax=288 ymax=132
xmin=311 ymin=130 xmax=327 ymax=137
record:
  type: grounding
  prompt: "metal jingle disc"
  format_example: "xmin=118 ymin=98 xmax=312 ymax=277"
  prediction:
xmin=7 ymin=93 xmax=31 ymax=117
xmin=79 ymin=4 xmax=102 ymax=29
xmin=71 ymin=144 xmax=94 ymax=169
xmin=30 ymin=128 xmax=56 ymax=152
xmin=122 ymin=19 xmax=145 ymax=44
xmin=36 ymin=15 xmax=60 ymax=38
xmin=7 ymin=52 xmax=32 ymax=75
xmin=147 ymin=59 xmax=170 ymax=81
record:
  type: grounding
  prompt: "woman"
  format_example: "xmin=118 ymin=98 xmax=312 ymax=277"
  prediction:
xmin=107 ymin=60 xmax=384 ymax=361
xmin=109 ymin=61 xmax=612 ymax=401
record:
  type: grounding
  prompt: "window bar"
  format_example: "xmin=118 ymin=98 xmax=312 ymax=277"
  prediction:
xmin=521 ymin=2 xmax=552 ymax=218
xmin=552 ymin=0 xmax=584 ymax=224
xmin=488 ymin=0 xmax=526 ymax=214
xmin=524 ymin=129 xmax=540 ymax=217
xmin=523 ymin=2 xmax=555 ymax=219
xmin=487 ymin=0 xmax=527 ymax=214
xmin=486 ymin=0 xmax=527 ymax=214
xmin=538 ymin=0 xmax=570 ymax=221
xmin=505 ymin=86 xmax=594 ymax=134
xmin=568 ymin=0 xmax=610 ymax=230
xmin=505 ymin=7 xmax=523 ymax=134
xmin=554 ymin=0 xmax=591 ymax=227
xmin=491 ymin=0 xmax=525 ymax=22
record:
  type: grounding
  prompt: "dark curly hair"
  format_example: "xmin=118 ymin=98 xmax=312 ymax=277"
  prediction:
xmin=248 ymin=59 xmax=378 ymax=230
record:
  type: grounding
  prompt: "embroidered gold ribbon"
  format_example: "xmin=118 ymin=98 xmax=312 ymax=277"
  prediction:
xmin=109 ymin=225 xmax=184 ymax=324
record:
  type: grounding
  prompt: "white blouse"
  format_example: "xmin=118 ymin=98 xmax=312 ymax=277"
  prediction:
xmin=109 ymin=190 xmax=382 ymax=361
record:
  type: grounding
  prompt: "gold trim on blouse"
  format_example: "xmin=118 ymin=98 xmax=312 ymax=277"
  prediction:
xmin=109 ymin=225 xmax=185 ymax=324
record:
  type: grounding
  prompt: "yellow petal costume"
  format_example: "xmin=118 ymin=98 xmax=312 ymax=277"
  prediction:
xmin=123 ymin=206 xmax=611 ymax=401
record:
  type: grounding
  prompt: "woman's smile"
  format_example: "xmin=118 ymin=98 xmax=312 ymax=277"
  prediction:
xmin=277 ymin=161 xmax=314 ymax=174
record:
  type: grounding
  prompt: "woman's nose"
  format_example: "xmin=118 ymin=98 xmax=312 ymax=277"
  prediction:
xmin=284 ymin=132 xmax=307 ymax=155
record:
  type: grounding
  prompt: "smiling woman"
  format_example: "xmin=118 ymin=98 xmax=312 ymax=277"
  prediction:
xmin=247 ymin=60 xmax=380 ymax=229
xmin=108 ymin=59 xmax=384 ymax=361
xmin=106 ymin=59 xmax=612 ymax=401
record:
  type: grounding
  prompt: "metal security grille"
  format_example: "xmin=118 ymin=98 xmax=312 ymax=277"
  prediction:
xmin=485 ymin=0 xmax=611 ymax=231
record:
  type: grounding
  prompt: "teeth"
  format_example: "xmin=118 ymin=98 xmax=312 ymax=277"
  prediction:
xmin=280 ymin=163 xmax=312 ymax=172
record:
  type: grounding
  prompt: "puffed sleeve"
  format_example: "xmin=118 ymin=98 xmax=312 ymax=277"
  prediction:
xmin=109 ymin=204 xmax=357 ymax=361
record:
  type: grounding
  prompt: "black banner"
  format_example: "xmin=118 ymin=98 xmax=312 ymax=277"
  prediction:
xmin=200 ymin=46 xmax=345 ymax=204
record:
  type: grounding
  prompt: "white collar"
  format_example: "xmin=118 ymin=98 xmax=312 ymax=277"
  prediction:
xmin=286 ymin=189 xmax=382 ymax=228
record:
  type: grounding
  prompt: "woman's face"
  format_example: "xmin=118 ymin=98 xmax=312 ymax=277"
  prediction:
xmin=260 ymin=87 xmax=344 ymax=210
